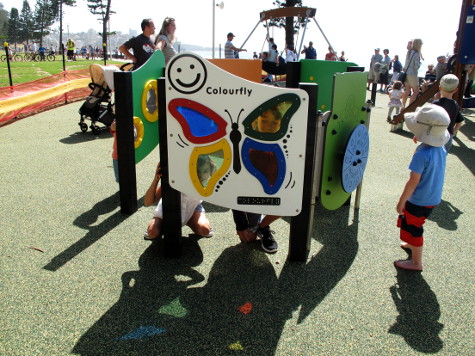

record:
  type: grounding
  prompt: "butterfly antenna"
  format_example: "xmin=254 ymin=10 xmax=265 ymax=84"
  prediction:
xmin=224 ymin=109 xmax=233 ymax=123
xmin=237 ymin=109 xmax=245 ymax=125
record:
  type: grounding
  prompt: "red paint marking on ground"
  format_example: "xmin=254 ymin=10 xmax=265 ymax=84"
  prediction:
xmin=239 ymin=302 xmax=253 ymax=315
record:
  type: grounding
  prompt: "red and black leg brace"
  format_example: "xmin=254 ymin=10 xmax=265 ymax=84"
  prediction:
xmin=398 ymin=201 xmax=434 ymax=247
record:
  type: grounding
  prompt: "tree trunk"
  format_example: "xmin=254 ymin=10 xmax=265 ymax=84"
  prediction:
xmin=285 ymin=16 xmax=294 ymax=49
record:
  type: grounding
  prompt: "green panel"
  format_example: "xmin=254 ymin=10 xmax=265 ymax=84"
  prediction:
xmin=132 ymin=51 xmax=166 ymax=163
xmin=320 ymin=72 xmax=368 ymax=210
xmin=300 ymin=60 xmax=358 ymax=112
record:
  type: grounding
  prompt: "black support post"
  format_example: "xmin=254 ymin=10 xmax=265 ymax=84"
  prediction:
xmin=158 ymin=78 xmax=183 ymax=258
xmin=114 ymin=71 xmax=138 ymax=215
xmin=288 ymin=83 xmax=318 ymax=262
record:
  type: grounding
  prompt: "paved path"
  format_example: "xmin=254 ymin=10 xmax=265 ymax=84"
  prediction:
xmin=1 ymin=93 xmax=474 ymax=355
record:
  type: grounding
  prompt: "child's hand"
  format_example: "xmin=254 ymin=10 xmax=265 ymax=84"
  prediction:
xmin=413 ymin=136 xmax=419 ymax=144
xmin=155 ymin=163 xmax=162 ymax=177
xmin=396 ymin=201 xmax=404 ymax=214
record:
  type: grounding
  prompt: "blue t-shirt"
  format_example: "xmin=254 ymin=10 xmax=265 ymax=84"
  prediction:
xmin=408 ymin=145 xmax=446 ymax=206
xmin=305 ymin=47 xmax=316 ymax=59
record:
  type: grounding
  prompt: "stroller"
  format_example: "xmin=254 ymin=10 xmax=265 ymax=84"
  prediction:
xmin=78 ymin=63 xmax=121 ymax=135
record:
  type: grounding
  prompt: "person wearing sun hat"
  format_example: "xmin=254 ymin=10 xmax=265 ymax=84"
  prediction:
xmin=394 ymin=104 xmax=450 ymax=271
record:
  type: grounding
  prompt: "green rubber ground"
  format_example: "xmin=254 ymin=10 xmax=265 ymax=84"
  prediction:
xmin=1 ymin=92 xmax=474 ymax=355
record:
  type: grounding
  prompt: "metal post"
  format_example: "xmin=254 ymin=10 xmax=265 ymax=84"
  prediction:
xmin=61 ymin=43 xmax=66 ymax=72
xmin=212 ymin=0 xmax=215 ymax=58
xmin=240 ymin=18 xmax=263 ymax=50
xmin=4 ymin=43 xmax=13 ymax=87
xmin=297 ymin=13 xmax=310 ymax=61
xmin=158 ymin=78 xmax=183 ymax=258
xmin=370 ymin=81 xmax=377 ymax=106
xmin=354 ymin=100 xmax=372 ymax=210
xmin=288 ymin=82 xmax=318 ymax=262
xmin=103 ymin=43 xmax=107 ymax=65
xmin=312 ymin=18 xmax=335 ymax=55
xmin=114 ymin=71 xmax=138 ymax=215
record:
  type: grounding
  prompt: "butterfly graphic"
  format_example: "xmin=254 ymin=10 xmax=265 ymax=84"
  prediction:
xmin=168 ymin=93 xmax=301 ymax=196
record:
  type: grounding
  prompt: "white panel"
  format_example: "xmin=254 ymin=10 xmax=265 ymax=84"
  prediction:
xmin=165 ymin=53 xmax=309 ymax=216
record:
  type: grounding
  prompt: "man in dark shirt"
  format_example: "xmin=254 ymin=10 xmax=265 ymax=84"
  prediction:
xmin=301 ymin=41 xmax=316 ymax=59
xmin=119 ymin=19 xmax=156 ymax=69
xmin=433 ymin=74 xmax=464 ymax=152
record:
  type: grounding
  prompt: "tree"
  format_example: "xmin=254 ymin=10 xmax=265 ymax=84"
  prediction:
xmin=18 ymin=0 xmax=33 ymax=44
xmin=268 ymin=0 xmax=304 ymax=50
xmin=7 ymin=7 xmax=20 ymax=45
xmin=0 ymin=3 xmax=9 ymax=40
xmin=87 ymin=0 xmax=114 ymax=57
xmin=33 ymin=0 xmax=57 ymax=45
xmin=50 ymin=0 xmax=76 ymax=53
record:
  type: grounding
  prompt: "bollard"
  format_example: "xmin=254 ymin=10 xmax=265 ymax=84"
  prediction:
xmin=103 ymin=43 xmax=107 ymax=66
xmin=61 ymin=43 xmax=66 ymax=72
xmin=4 ymin=42 xmax=13 ymax=87
xmin=370 ymin=81 xmax=377 ymax=106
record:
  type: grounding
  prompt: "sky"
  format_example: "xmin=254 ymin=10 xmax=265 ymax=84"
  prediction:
xmin=1 ymin=0 xmax=464 ymax=70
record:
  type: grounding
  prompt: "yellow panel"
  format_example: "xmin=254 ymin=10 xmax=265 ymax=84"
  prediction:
xmin=189 ymin=139 xmax=231 ymax=197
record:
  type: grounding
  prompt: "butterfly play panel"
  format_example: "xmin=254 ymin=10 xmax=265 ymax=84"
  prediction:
xmin=165 ymin=53 xmax=310 ymax=216
xmin=300 ymin=60 xmax=358 ymax=112
xmin=319 ymin=71 xmax=369 ymax=210
xmin=129 ymin=51 xmax=166 ymax=163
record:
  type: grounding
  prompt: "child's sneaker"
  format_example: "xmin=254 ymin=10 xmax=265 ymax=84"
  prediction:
xmin=257 ymin=226 xmax=278 ymax=253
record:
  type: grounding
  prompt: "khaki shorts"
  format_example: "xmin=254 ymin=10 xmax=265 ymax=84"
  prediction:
xmin=368 ymin=69 xmax=380 ymax=81
xmin=405 ymin=74 xmax=419 ymax=88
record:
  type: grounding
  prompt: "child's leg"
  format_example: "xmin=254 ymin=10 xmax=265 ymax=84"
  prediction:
xmin=395 ymin=202 xmax=433 ymax=271
xmin=147 ymin=217 xmax=163 ymax=240
xmin=187 ymin=211 xmax=212 ymax=237
xmin=388 ymin=106 xmax=394 ymax=120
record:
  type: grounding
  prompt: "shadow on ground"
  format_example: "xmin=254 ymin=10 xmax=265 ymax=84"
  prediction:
xmin=427 ymin=199 xmax=463 ymax=231
xmin=59 ymin=128 xmax=112 ymax=144
xmin=389 ymin=268 xmax=443 ymax=353
xmin=71 ymin=204 xmax=359 ymax=355
xmin=43 ymin=192 xmax=142 ymax=271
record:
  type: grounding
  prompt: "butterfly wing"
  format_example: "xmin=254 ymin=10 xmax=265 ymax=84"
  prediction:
xmin=241 ymin=93 xmax=300 ymax=141
xmin=168 ymin=98 xmax=228 ymax=144
xmin=241 ymin=138 xmax=286 ymax=195
xmin=240 ymin=93 xmax=300 ymax=194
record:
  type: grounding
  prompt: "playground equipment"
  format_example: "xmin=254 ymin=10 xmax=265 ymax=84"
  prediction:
xmin=114 ymin=49 xmax=369 ymax=261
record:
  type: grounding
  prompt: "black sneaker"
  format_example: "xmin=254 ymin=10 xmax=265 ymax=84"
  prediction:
xmin=257 ymin=226 xmax=278 ymax=253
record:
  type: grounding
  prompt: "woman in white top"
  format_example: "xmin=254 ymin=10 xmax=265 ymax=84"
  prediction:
xmin=402 ymin=38 xmax=423 ymax=107
xmin=155 ymin=17 xmax=177 ymax=64
xmin=285 ymin=44 xmax=297 ymax=63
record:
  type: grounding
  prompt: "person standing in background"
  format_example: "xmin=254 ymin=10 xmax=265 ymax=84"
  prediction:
xmin=155 ymin=17 xmax=178 ymax=64
xmin=119 ymin=19 xmax=156 ymax=69
xmin=224 ymin=32 xmax=246 ymax=59
xmin=367 ymin=48 xmax=383 ymax=90
xmin=402 ymin=38 xmax=423 ymax=107
xmin=301 ymin=41 xmax=316 ymax=59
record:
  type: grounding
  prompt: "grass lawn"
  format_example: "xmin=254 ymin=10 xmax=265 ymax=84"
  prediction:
xmin=0 ymin=56 xmax=126 ymax=87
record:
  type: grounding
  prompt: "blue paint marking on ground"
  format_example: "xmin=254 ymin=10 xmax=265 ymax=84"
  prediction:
xmin=117 ymin=326 xmax=166 ymax=340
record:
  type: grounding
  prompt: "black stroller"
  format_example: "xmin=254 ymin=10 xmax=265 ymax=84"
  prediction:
xmin=78 ymin=64 xmax=120 ymax=135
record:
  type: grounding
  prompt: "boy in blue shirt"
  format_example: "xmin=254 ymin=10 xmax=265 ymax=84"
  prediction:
xmin=395 ymin=104 xmax=450 ymax=271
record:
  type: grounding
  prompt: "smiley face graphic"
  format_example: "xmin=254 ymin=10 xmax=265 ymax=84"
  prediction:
xmin=167 ymin=53 xmax=208 ymax=95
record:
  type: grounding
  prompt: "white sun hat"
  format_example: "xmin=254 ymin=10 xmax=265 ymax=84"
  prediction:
xmin=404 ymin=104 xmax=450 ymax=147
